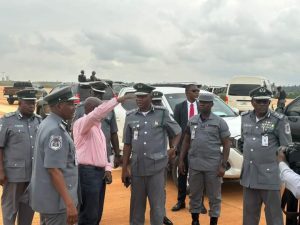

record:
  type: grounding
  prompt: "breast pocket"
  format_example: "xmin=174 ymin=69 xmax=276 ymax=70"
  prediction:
xmin=10 ymin=128 xmax=26 ymax=144
xmin=206 ymin=125 xmax=219 ymax=141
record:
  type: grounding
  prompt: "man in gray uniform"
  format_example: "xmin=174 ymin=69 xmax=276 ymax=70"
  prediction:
xmin=0 ymin=89 xmax=41 ymax=225
xmin=240 ymin=86 xmax=292 ymax=225
xmin=151 ymin=91 xmax=174 ymax=225
xmin=178 ymin=92 xmax=231 ymax=225
xmin=122 ymin=83 xmax=181 ymax=225
xmin=30 ymin=86 xmax=79 ymax=225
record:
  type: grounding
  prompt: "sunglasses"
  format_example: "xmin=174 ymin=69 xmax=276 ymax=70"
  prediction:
xmin=191 ymin=89 xmax=200 ymax=93
xmin=254 ymin=99 xmax=270 ymax=104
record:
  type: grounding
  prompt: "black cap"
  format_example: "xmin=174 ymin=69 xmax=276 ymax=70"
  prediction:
xmin=90 ymin=81 xmax=106 ymax=93
xmin=249 ymin=87 xmax=272 ymax=100
xmin=152 ymin=91 xmax=163 ymax=100
xmin=16 ymin=88 xmax=38 ymax=100
xmin=44 ymin=86 xmax=79 ymax=105
xmin=133 ymin=83 xmax=155 ymax=96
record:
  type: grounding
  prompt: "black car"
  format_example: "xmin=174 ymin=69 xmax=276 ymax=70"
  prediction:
xmin=284 ymin=96 xmax=300 ymax=142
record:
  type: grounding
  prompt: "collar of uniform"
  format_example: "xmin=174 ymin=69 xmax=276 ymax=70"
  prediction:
xmin=16 ymin=110 xmax=35 ymax=120
xmin=250 ymin=109 xmax=271 ymax=120
xmin=199 ymin=112 xmax=214 ymax=121
xmin=136 ymin=104 xmax=155 ymax=114
xmin=49 ymin=112 xmax=64 ymax=123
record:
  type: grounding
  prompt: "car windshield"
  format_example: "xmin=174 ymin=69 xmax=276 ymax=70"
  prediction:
xmin=164 ymin=93 xmax=236 ymax=117
xmin=228 ymin=84 xmax=260 ymax=96
xmin=121 ymin=91 xmax=236 ymax=117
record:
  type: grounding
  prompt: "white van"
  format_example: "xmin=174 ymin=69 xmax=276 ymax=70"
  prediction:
xmin=226 ymin=76 xmax=275 ymax=112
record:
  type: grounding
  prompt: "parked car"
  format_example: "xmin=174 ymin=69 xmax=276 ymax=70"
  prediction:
xmin=115 ymin=85 xmax=243 ymax=185
xmin=36 ymin=81 xmax=115 ymax=116
xmin=284 ymin=96 xmax=300 ymax=142
xmin=3 ymin=81 xmax=47 ymax=105
xmin=226 ymin=76 xmax=276 ymax=112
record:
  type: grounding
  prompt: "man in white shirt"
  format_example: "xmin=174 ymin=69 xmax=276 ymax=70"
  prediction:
xmin=277 ymin=149 xmax=300 ymax=199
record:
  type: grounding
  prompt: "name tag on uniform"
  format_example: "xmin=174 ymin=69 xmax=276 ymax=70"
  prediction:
xmin=262 ymin=135 xmax=268 ymax=147
xmin=134 ymin=130 xmax=139 ymax=140
xmin=191 ymin=128 xmax=196 ymax=140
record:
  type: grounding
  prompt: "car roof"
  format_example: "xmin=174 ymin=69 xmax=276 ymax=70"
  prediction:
xmin=119 ymin=86 xmax=211 ymax=95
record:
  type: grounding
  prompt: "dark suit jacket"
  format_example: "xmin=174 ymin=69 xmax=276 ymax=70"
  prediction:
xmin=173 ymin=100 xmax=199 ymax=151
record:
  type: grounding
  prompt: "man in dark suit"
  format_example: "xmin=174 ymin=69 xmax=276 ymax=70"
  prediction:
xmin=172 ymin=84 xmax=207 ymax=213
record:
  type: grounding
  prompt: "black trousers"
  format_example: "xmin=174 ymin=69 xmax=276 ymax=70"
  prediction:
xmin=177 ymin=155 xmax=189 ymax=203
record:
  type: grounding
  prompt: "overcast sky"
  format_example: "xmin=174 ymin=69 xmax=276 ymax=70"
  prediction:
xmin=1 ymin=0 xmax=300 ymax=85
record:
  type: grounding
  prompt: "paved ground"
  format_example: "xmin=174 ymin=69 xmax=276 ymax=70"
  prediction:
xmin=0 ymin=86 xmax=278 ymax=224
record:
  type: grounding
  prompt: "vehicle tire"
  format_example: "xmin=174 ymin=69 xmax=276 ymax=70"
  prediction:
xmin=7 ymin=98 xmax=14 ymax=105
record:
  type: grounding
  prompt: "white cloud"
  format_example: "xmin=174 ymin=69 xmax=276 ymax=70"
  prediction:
xmin=0 ymin=0 xmax=300 ymax=85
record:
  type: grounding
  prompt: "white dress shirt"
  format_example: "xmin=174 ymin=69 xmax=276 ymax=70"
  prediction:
xmin=279 ymin=161 xmax=300 ymax=199
xmin=187 ymin=100 xmax=198 ymax=119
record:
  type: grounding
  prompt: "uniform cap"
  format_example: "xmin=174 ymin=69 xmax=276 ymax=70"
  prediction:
xmin=249 ymin=87 xmax=272 ymax=100
xmin=44 ymin=86 xmax=79 ymax=105
xmin=198 ymin=92 xmax=214 ymax=102
xmin=152 ymin=91 xmax=163 ymax=100
xmin=133 ymin=83 xmax=155 ymax=96
xmin=16 ymin=88 xmax=38 ymax=100
xmin=90 ymin=81 xmax=106 ymax=93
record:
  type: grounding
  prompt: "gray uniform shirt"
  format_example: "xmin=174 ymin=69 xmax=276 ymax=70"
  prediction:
xmin=0 ymin=111 xmax=41 ymax=182
xmin=30 ymin=113 xmax=78 ymax=214
xmin=186 ymin=113 xmax=231 ymax=171
xmin=123 ymin=105 xmax=181 ymax=176
xmin=73 ymin=102 xmax=118 ymax=156
xmin=240 ymin=110 xmax=292 ymax=190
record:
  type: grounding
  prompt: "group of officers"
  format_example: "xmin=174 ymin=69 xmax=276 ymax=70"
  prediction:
xmin=0 ymin=80 xmax=294 ymax=225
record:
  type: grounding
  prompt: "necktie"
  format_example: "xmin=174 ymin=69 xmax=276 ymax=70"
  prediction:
xmin=189 ymin=103 xmax=194 ymax=118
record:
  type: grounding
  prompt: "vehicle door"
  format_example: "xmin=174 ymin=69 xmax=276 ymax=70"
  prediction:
xmin=285 ymin=97 xmax=300 ymax=142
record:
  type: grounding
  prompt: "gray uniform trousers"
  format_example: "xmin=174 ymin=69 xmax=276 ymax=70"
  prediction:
xmin=243 ymin=187 xmax=283 ymax=225
xmin=130 ymin=169 xmax=165 ymax=225
xmin=1 ymin=182 xmax=34 ymax=225
xmin=189 ymin=169 xmax=221 ymax=217
xmin=40 ymin=213 xmax=67 ymax=225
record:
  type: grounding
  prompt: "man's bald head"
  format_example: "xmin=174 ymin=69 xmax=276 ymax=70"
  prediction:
xmin=84 ymin=97 xmax=102 ymax=114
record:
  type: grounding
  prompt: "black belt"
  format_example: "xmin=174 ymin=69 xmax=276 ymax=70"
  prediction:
xmin=78 ymin=164 xmax=105 ymax=170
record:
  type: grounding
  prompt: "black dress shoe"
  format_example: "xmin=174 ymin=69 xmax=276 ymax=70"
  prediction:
xmin=171 ymin=202 xmax=186 ymax=211
xmin=200 ymin=204 xmax=207 ymax=214
xmin=163 ymin=216 xmax=173 ymax=225
xmin=210 ymin=217 xmax=218 ymax=225
xmin=192 ymin=220 xmax=200 ymax=225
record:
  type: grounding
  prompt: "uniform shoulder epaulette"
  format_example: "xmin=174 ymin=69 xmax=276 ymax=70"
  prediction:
xmin=154 ymin=105 xmax=166 ymax=110
xmin=4 ymin=112 xmax=16 ymax=118
xmin=240 ymin=110 xmax=250 ymax=116
xmin=126 ymin=108 xmax=137 ymax=116
xmin=271 ymin=111 xmax=284 ymax=120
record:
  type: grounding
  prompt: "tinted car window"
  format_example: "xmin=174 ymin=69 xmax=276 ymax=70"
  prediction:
xmin=212 ymin=97 xmax=236 ymax=117
xmin=286 ymin=98 xmax=300 ymax=117
xmin=165 ymin=93 xmax=186 ymax=112
xmin=228 ymin=84 xmax=260 ymax=96
xmin=164 ymin=93 xmax=236 ymax=117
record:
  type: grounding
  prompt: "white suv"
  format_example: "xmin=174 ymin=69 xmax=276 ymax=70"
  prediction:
xmin=115 ymin=86 xmax=243 ymax=183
